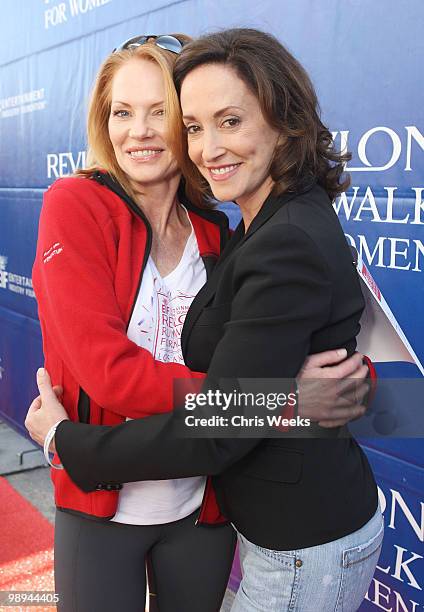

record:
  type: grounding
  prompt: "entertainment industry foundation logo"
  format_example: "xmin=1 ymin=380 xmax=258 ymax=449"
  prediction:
xmin=0 ymin=88 xmax=47 ymax=120
xmin=0 ymin=256 xmax=35 ymax=299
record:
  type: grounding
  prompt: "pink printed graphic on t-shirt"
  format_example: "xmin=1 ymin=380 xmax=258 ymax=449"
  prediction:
xmin=138 ymin=276 xmax=196 ymax=364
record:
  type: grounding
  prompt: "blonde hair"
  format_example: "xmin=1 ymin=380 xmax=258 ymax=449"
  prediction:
xmin=77 ymin=35 xmax=195 ymax=204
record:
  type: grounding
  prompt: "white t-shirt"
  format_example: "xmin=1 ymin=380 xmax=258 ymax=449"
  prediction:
xmin=112 ymin=212 xmax=207 ymax=525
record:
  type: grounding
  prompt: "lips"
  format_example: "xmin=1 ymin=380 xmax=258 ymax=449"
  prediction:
xmin=127 ymin=148 xmax=163 ymax=162
xmin=206 ymin=163 xmax=241 ymax=181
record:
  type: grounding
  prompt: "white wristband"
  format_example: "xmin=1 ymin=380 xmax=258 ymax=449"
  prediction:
xmin=43 ymin=420 xmax=66 ymax=470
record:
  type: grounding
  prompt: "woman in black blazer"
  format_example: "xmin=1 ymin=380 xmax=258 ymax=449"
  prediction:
xmin=27 ymin=29 xmax=381 ymax=611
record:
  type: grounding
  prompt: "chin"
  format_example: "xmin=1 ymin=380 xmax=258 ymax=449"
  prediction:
xmin=128 ymin=169 xmax=162 ymax=183
xmin=209 ymin=185 xmax=241 ymax=204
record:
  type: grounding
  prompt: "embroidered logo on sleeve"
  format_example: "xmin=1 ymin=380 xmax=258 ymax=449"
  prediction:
xmin=43 ymin=242 xmax=63 ymax=264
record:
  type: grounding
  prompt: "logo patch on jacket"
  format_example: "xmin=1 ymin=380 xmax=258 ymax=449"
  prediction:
xmin=43 ymin=242 xmax=63 ymax=264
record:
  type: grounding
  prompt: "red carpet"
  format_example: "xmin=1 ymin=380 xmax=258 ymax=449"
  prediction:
xmin=0 ymin=476 xmax=55 ymax=611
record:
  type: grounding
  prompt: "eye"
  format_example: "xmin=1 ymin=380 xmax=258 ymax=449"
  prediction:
xmin=153 ymin=108 xmax=165 ymax=117
xmin=222 ymin=117 xmax=240 ymax=128
xmin=111 ymin=109 xmax=130 ymax=118
xmin=185 ymin=124 xmax=201 ymax=135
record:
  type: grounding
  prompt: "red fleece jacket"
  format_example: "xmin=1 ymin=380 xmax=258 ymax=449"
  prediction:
xmin=33 ymin=174 xmax=227 ymax=519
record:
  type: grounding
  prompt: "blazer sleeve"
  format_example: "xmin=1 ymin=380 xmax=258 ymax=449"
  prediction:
xmin=55 ymin=223 xmax=332 ymax=492
xmin=33 ymin=183 xmax=204 ymax=420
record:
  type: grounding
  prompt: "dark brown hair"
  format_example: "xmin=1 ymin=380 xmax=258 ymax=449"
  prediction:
xmin=173 ymin=28 xmax=351 ymax=204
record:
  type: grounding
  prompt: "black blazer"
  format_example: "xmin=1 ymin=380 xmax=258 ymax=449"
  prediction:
xmin=56 ymin=183 xmax=377 ymax=550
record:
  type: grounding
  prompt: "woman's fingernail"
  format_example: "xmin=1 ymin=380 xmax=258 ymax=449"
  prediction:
xmin=37 ymin=368 xmax=45 ymax=377
xmin=337 ymin=349 xmax=347 ymax=357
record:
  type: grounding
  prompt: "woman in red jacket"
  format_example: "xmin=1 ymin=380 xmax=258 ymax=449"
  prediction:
xmin=27 ymin=34 xmax=369 ymax=612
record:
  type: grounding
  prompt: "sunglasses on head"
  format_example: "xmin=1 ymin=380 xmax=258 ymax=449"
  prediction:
xmin=113 ymin=34 xmax=185 ymax=55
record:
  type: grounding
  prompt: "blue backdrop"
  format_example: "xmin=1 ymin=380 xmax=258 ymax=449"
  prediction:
xmin=1 ymin=1 xmax=423 ymax=607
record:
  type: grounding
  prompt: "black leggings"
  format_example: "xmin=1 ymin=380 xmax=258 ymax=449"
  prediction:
xmin=54 ymin=509 xmax=236 ymax=612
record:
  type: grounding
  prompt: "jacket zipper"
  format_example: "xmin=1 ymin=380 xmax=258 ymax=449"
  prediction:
xmin=75 ymin=172 xmax=153 ymax=426
xmin=91 ymin=171 xmax=153 ymax=331
xmin=195 ymin=477 xmax=210 ymax=526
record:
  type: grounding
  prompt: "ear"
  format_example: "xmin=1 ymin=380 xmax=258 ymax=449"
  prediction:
xmin=277 ymin=132 xmax=285 ymax=146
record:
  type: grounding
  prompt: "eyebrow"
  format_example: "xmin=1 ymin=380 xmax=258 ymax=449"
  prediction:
xmin=183 ymin=105 xmax=244 ymax=121
xmin=111 ymin=100 xmax=165 ymax=107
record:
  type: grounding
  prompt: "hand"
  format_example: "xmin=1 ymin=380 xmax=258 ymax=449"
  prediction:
xmin=25 ymin=368 xmax=69 ymax=453
xmin=297 ymin=349 xmax=370 ymax=428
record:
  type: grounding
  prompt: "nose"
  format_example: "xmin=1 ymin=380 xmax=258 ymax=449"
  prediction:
xmin=129 ymin=114 xmax=154 ymax=140
xmin=200 ymin=128 xmax=225 ymax=163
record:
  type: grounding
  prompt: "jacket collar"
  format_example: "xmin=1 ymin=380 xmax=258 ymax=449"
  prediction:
xmin=239 ymin=182 xmax=316 ymax=245
xmin=204 ymin=183 xmax=317 ymax=277
xmin=91 ymin=171 xmax=230 ymax=259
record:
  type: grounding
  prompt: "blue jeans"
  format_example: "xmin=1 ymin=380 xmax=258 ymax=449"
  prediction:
xmin=231 ymin=507 xmax=383 ymax=612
